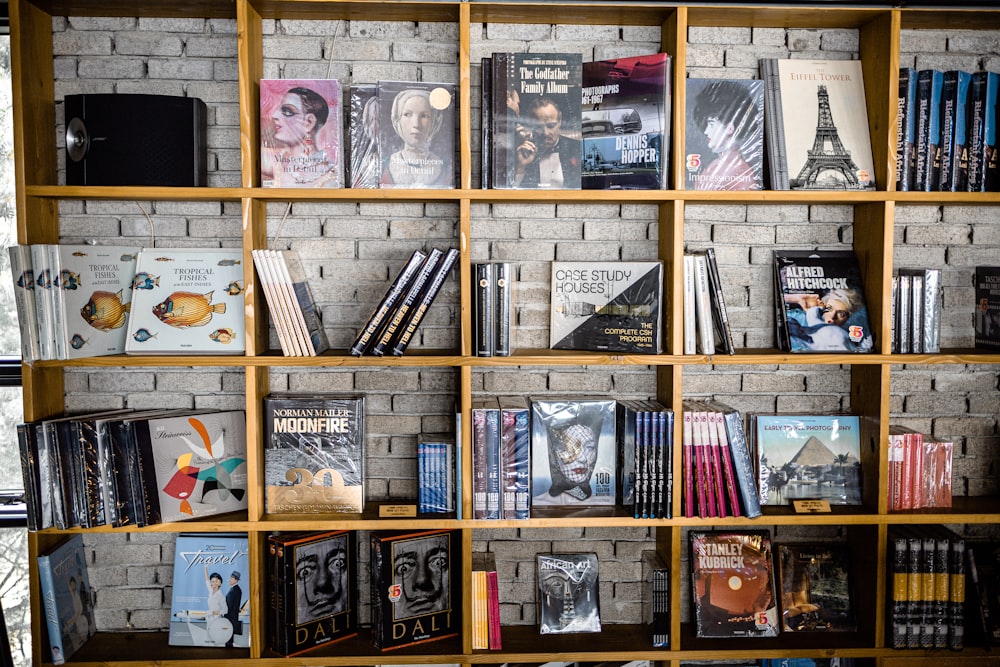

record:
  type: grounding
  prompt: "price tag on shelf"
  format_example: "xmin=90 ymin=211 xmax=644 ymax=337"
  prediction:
xmin=379 ymin=504 xmax=417 ymax=518
xmin=792 ymin=499 xmax=832 ymax=513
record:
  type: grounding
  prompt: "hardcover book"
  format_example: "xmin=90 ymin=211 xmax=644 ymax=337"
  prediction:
xmin=939 ymin=70 xmax=971 ymax=192
xmin=642 ymin=549 xmax=669 ymax=647
xmin=348 ymin=83 xmax=380 ymax=189
xmin=125 ymin=248 xmax=246 ymax=355
xmin=260 ymin=79 xmax=344 ymax=188
xmin=773 ymin=250 xmax=874 ymax=353
xmin=582 ymin=53 xmax=672 ymax=190
xmin=389 ymin=247 xmax=460 ymax=356
xmin=376 ymin=80 xmax=456 ymax=189
xmin=915 ymin=69 xmax=943 ymax=191
xmin=350 ymin=249 xmax=427 ymax=356
xmin=897 ymin=67 xmax=918 ymax=191
xmin=752 ymin=413 xmax=862 ymax=506
xmin=777 ymin=543 xmax=857 ymax=632
xmin=967 ymin=71 xmax=999 ymax=192
xmin=263 ymin=394 xmax=365 ymax=514
xmin=8 ymin=245 xmax=40 ymax=362
xmin=690 ymin=529 xmax=779 ymax=638
xmin=684 ymin=78 xmax=764 ymax=191
xmin=499 ymin=395 xmax=531 ymax=520
xmin=168 ymin=533 xmax=250 ymax=648
xmin=369 ymin=529 xmax=461 ymax=650
xmin=975 ymin=265 xmax=1000 ymax=350
xmin=549 ymin=261 xmax=663 ymax=353
xmin=530 ymin=397 xmax=617 ymax=507
xmin=537 ymin=553 xmax=601 ymax=634
xmin=37 ymin=534 xmax=95 ymax=664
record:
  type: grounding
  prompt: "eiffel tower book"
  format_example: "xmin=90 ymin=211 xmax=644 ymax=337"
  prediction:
xmin=761 ymin=58 xmax=876 ymax=191
xmin=684 ymin=78 xmax=764 ymax=191
xmin=773 ymin=249 xmax=875 ymax=353
xmin=549 ymin=261 xmax=663 ymax=353
xmin=37 ymin=534 xmax=95 ymax=664
xmin=581 ymin=52 xmax=672 ymax=190
xmin=751 ymin=413 xmax=862 ymax=506
xmin=537 ymin=553 xmax=601 ymax=634
xmin=260 ymin=79 xmax=344 ymax=188
xmin=975 ymin=265 xmax=1000 ymax=350
xmin=777 ymin=543 xmax=857 ymax=632
xmin=376 ymin=80 xmax=456 ymax=189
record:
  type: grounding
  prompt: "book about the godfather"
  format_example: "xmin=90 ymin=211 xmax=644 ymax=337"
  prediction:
xmin=377 ymin=80 xmax=456 ymax=189
xmin=581 ymin=53 xmax=672 ymax=190
xmin=263 ymin=394 xmax=365 ymax=514
xmin=125 ymin=248 xmax=246 ymax=355
xmin=492 ymin=52 xmax=583 ymax=189
xmin=762 ymin=58 xmax=876 ymax=191
xmin=549 ymin=261 xmax=663 ymax=353
xmin=133 ymin=410 xmax=248 ymax=524
xmin=685 ymin=78 xmax=764 ymax=191
xmin=168 ymin=533 xmax=250 ymax=648
xmin=269 ymin=530 xmax=358 ymax=656
xmin=370 ymin=529 xmax=461 ymax=650
xmin=260 ymin=79 xmax=344 ymax=188
xmin=689 ymin=529 xmax=779 ymax=638
xmin=537 ymin=553 xmax=601 ymax=634
xmin=37 ymin=534 xmax=95 ymax=665
xmin=530 ymin=397 xmax=617 ymax=507
xmin=774 ymin=250 xmax=874 ymax=353
xmin=777 ymin=542 xmax=857 ymax=632
xmin=753 ymin=413 xmax=862 ymax=506
xmin=975 ymin=265 xmax=1000 ymax=350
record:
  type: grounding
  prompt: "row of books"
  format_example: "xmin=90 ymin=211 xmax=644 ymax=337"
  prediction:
xmin=683 ymin=249 xmax=735 ymax=355
xmin=418 ymin=433 xmax=458 ymax=515
xmin=474 ymin=261 xmax=514 ymax=357
xmin=472 ymin=552 xmax=502 ymax=650
xmin=18 ymin=409 xmax=248 ymax=531
xmin=349 ymin=246 xmax=459 ymax=356
xmin=8 ymin=244 xmax=246 ymax=361
xmin=976 ymin=265 xmax=1000 ymax=351
xmin=251 ymin=249 xmax=329 ymax=356
xmin=891 ymin=267 xmax=942 ymax=354
xmin=619 ymin=400 xmax=672 ymax=520
xmin=887 ymin=426 xmax=954 ymax=511
xmin=642 ymin=550 xmax=669 ymax=648
xmin=472 ymin=397 xmax=530 ymax=519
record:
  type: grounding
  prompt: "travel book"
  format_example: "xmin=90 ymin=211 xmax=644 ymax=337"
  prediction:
xmin=125 ymin=248 xmax=246 ymax=355
xmin=537 ymin=553 xmax=601 ymax=634
xmin=168 ymin=533 xmax=250 ymax=648
xmin=975 ymin=265 xmax=1000 ymax=350
xmin=377 ymin=80 xmax=456 ymax=189
xmin=690 ymin=529 xmax=779 ymax=638
xmin=773 ymin=249 xmax=875 ymax=353
xmin=581 ymin=52 xmax=672 ymax=190
xmin=684 ymin=78 xmax=764 ymax=191
xmin=260 ymin=79 xmax=344 ymax=188
xmin=262 ymin=393 xmax=365 ymax=514
xmin=549 ymin=261 xmax=663 ymax=353
xmin=37 ymin=534 xmax=95 ymax=664
xmin=777 ymin=543 xmax=857 ymax=632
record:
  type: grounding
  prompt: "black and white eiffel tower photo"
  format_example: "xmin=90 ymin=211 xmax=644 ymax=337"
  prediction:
xmin=791 ymin=84 xmax=875 ymax=190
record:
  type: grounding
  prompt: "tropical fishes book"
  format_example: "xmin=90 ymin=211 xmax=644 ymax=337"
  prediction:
xmin=125 ymin=248 xmax=246 ymax=355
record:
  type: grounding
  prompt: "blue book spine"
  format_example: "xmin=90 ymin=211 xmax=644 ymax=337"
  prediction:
xmin=37 ymin=553 xmax=66 ymax=665
xmin=512 ymin=407 xmax=530 ymax=520
xmin=925 ymin=70 xmax=944 ymax=191
xmin=485 ymin=404 xmax=501 ymax=520
xmin=898 ymin=67 xmax=918 ymax=191
xmin=940 ymin=70 xmax=972 ymax=192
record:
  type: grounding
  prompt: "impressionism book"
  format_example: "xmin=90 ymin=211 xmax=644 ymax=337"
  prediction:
xmin=376 ymin=80 xmax=456 ymax=189
xmin=549 ymin=261 xmax=663 ymax=353
xmin=753 ymin=413 xmax=862 ymax=506
xmin=581 ymin=53 xmax=671 ymax=190
xmin=37 ymin=534 xmax=95 ymax=664
xmin=773 ymin=250 xmax=874 ymax=353
xmin=133 ymin=410 xmax=248 ymax=524
xmin=125 ymin=248 xmax=246 ymax=355
xmin=684 ymin=78 xmax=764 ymax=191
xmin=370 ymin=529 xmax=461 ymax=650
xmin=168 ymin=533 xmax=250 ymax=648
xmin=689 ymin=530 xmax=779 ymax=638
xmin=263 ymin=394 xmax=365 ymax=514
xmin=777 ymin=543 xmax=857 ymax=632
xmin=260 ymin=79 xmax=344 ymax=188
xmin=537 ymin=553 xmax=601 ymax=634
xmin=530 ymin=397 xmax=617 ymax=507
xmin=975 ymin=266 xmax=1000 ymax=350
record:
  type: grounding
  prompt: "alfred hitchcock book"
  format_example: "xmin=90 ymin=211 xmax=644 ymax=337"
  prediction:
xmin=777 ymin=543 xmax=857 ymax=632
xmin=168 ymin=533 xmax=250 ymax=648
xmin=125 ymin=248 xmax=246 ymax=355
xmin=685 ymin=78 xmax=764 ymax=191
xmin=263 ymin=394 xmax=365 ymax=514
xmin=37 ymin=534 xmax=95 ymax=664
xmin=690 ymin=529 xmax=779 ymax=638
xmin=369 ymin=529 xmax=461 ymax=650
xmin=549 ymin=261 xmax=663 ymax=353
xmin=376 ymin=80 xmax=456 ymax=189
xmin=975 ymin=265 xmax=1000 ymax=350
xmin=260 ymin=79 xmax=344 ymax=188
xmin=581 ymin=53 xmax=671 ymax=190
xmin=774 ymin=250 xmax=874 ymax=353
xmin=538 ymin=553 xmax=601 ymax=634
xmin=752 ymin=413 xmax=862 ymax=506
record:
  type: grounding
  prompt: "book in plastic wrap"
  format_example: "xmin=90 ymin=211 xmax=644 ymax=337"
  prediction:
xmin=975 ymin=265 xmax=1000 ymax=350
xmin=376 ymin=80 xmax=456 ymax=188
xmin=125 ymin=248 xmax=246 ymax=354
xmin=752 ymin=413 xmax=862 ymax=506
xmin=530 ymin=397 xmax=617 ymax=507
xmin=369 ymin=529 xmax=461 ymax=650
xmin=582 ymin=53 xmax=671 ymax=190
xmin=37 ymin=534 xmax=95 ymax=664
xmin=549 ymin=261 xmax=663 ymax=353
xmin=689 ymin=529 xmax=779 ymax=638
xmin=685 ymin=78 xmax=764 ymax=191
xmin=263 ymin=394 xmax=365 ymax=514
xmin=642 ymin=549 xmax=669 ymax=647
xmin=348 ymin=83 xmax=380 ymax=189
xmin=169 ymin=533 xmax=250 ymax=648
xmin=777 ymin=543 xmax=856 ymax=632
xmin=260 ymin=79 xmax=343 ymax=188
xmin=537 ymin=553 xmax=601 ymax=634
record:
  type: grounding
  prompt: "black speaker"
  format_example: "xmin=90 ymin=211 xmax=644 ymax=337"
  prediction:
xmin=64 ymin=93 xmax=208 ymax=187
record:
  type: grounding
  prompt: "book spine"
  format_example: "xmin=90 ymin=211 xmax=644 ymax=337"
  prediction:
xmin=711 ymin=410 xmax=742 ymax=518
xmin=632 ymin=406 xmax=645 ymax=519
xmin=891 ymin=274 xmax=898 ymax=353
xmin=8 ymin=245 xmax=39 ymax=362
xmin=925 ymin=70 xmax=944 ymax=191
xmin=493 ymin=261 xmax=513 ymax=356
xmin=906 ymin=534 xmax=922 ymax=648
xmin=891 ymin=533 xmax=908 ymax=649
xmin=500 ymin=407 xmax=517 ymax=519
xmin=692 ymin=410 xmax=709 ymax=518
xmin=915 ymin=69 xmax=935 ymax=191
xmin=652 ymin=562 xmax=669 ymax=647
xmin=481 ymin=56 xmax=492 ymax=190
xmin=484 ymin=403 xmax=501 ymax=520
xmin=683 ymin=254 xmax=697 ymax=354
xmin=681 ymin=408 xmax=695 ymax=518
xmin=280 ymin=249 xmax=332 ymax=355
xmin=898 ymin=67 xmax=917 ymax=191
xmin=391 ymin=247 xmax=459 ymax=356
xmin=703 ymin=247 xmax=735 ymax=354
xmin=474 ymin=262 xmax=495 ymax=357
xmin=16 ymin=423 xmax=41 ymax=531
xmin=490 ymin=52 xmax=510 ymax=189
xmin=487 ymin=568 xmax=502 ymax=650
xmin=692 ymin=254 xmax=715 ymax=354
xmin=933 ymin=533 xmax=951 ymax=649
xmin=947 ymin=71 xmax=971 ymax=192
xmin=513 ymin=407 xmax=530 ymax=520
xmin=922 ymin=268 xmax=942 ymax=353
xmin=939 ymin=71 xmax=959 ymax=190
xmin=371 ymin=248 xmax=442 ymax=356
xmin=888 ymin=430 xmax=905 ymax=511
xmin=920 ymin=534 xmax=935 ymax=648
xmin=898 ymin=272 xmax=912 ymax=353
xmin=350 ymin=249 xmax=427 ymax=356
xmin=472 ymin=406 xmax=488 ymax=520
xmin=37 ymin=554 xmax=66 ymax=665
xmin=704 ymin=409 xmax=727 ymax=518
xmin=949 ymin=536 xmax=965 ymax=650
xmin=718 ymin=405 xmax=762 ymax=518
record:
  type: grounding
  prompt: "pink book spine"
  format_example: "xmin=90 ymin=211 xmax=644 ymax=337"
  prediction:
xmin=712 ymin=411 xmax=742 ymax=518
xmin=682 ymin=410 xmax=696 ymax=518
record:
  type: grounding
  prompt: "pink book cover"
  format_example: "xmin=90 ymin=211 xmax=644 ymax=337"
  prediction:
xmin=710 ymin=410 xmax=742 ymax=518
xmin=695 ymin=410 xmax=717 ymax=517
xmin=887 ymin=428 xmax=906 ymax=511
xmin=260 ymin=79 xmax=344 ymax=188
xmin=682 ymin=409 xmax=695 ymax=517
xmin=704 ymin=409 xmax=728 ymax=518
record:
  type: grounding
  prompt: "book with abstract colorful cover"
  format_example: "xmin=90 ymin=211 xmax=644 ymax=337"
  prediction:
xmin=684 ymin=78 xmax=764 ymax=191
xmin=260 ymin=79 xmax=344 ymax=188
xmin=125 ymin=248 xmax=246 ymax=355
xmin=37 ymin=534 xmax=95 ymax=664
xmin=777 ymin=543 xmax=857 ymax=632
xmin=376 ymin=80 xmax=456 ymax=189
xmin=168 ymin=533 xmax=250 ymax=648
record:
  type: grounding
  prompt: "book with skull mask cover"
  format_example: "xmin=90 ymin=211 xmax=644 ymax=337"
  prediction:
xmin=537 ymin=553 xmax=601 ymax=634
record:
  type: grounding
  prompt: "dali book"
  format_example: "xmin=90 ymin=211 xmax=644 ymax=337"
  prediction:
xmin=537 ymin=553 xmax=601 ymax=634
xmin=260 ymin=79 xmax=344 ymax=188
xmin=685 ymin=78 xmax=764 ymax=191
xmin=376 ymin=80 xmax=456 ymax=189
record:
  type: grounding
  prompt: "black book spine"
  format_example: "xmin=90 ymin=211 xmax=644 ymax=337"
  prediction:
xmin=391 ymin=247 xmax=459 ymax=356
xmin=481 ymin=56 xmax=492 ymax=189
xmin=133 ymin=421 xmax=162 ymax=526
xmin=968 ymin=71 xmax=990 ymax=192
xmin=474 ymin=262 xmax=495 ymax=357
xmin=108 ymin=420 xmax=141 ymax=527
xmin=16 ymin=423 xmax=40 ymax=531
xmin=494 ymin=261 xmax=513 ymax=356
xmin=703 ymin=247 xmax=735 ymax=354
xmin=898 ymin=67 xmax=917 ymax=191
xmin=939 ymin=71 xmax=959 ymax=191
xmin=371 ymin=248 xmax=443 ymax=356
xmin=350 ymin=249 xmax=427 ymax=356
xmin=915 ymin=69 xmax=934 ymax=191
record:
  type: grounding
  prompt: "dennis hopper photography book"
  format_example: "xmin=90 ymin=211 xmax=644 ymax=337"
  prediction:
xmin=690 ymin=529 xmax=779 ymax=638
xmin=260 ymin=79 xmax=344 ymax=188
xmin=753 ymin=413 xmax=862 ymax=506
xmin=537 ymin=553 xmax=601 ymax=634
xmin=685 ymin=78 xmax=764 ymax=191
xmin=37 ymin=534 xmax=95 ymax=665
xmin=169 ymin=533 xmax=250 ymax=648
xmin=263 ymin=394 xmax=365 ymax=514
xmin=377 ymin=80 xmax=456 ymax=189
xmin=777 ymin=543 xmax=856 ymax=632
xmin=549 ymin=261 xmax=663 ymax=353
